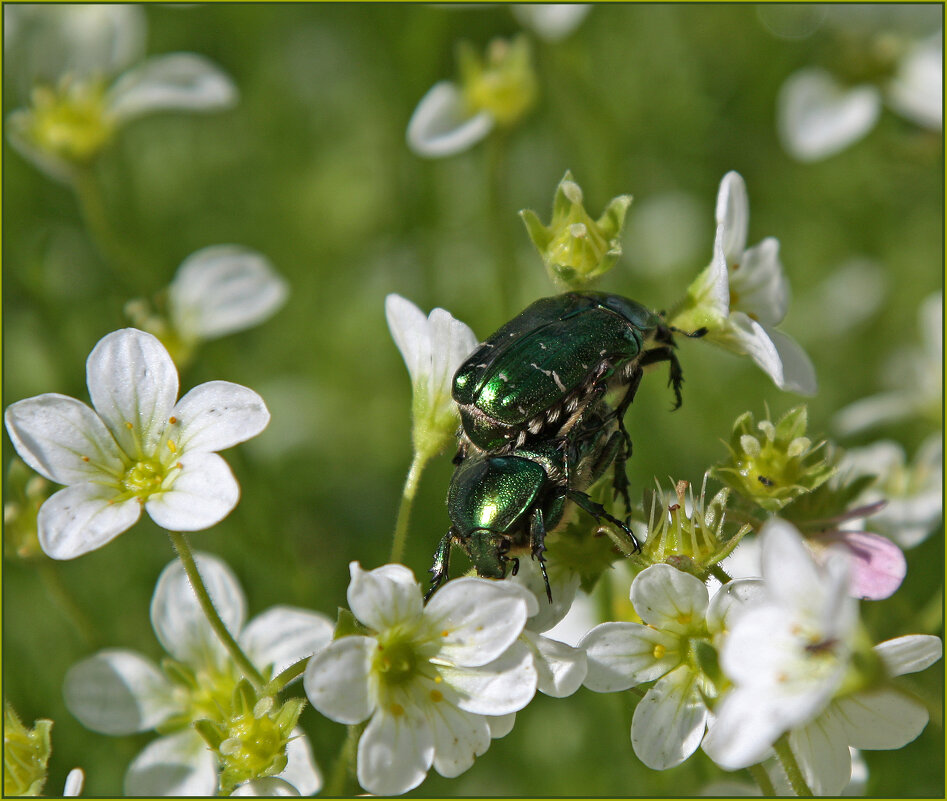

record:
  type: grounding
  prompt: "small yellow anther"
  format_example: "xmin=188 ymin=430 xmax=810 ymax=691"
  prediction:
xmin=167 ymin=439 xmax=177 ymax=454
xmin=169 ymin=416 xmax=177 ymax=424
xmin=430 ymin=689 xmax=443 ymax=703
xmin=390 ymin=703 xmax=405 ymax=717
xmin=652 ymin=643 xmax=666 ymax=659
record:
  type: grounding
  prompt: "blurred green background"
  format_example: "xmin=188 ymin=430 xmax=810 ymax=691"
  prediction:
xmin=3 ymin=3 xmax=943 ymax=796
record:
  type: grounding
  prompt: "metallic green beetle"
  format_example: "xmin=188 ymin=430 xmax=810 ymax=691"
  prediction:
xmin=452 ymin=291 xmax=695 ymax=456
xmin=427 ymin=402 xmax=637 ymax=602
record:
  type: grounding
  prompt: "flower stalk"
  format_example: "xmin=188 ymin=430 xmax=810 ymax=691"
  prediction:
xmin=167 ymin=531 xmax=266 ymax=689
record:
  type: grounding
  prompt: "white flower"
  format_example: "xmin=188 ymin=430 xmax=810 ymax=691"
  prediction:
xmin=701 ymin=519 xmax=858 ymax=769
xmin=838 ymin=434 xmax=943 ymax=548
xmin=777 ymin=68 xmax=881 ymax=162
xmin=7 ymin=28 xmax=237 ymax=183
xmin=834 ymin=293 xmax=942 ymax=435
xmin=3 ymin=4 xmax=147 ymax=89
xmin=168 ymin=245 xmax=289 ymax=343
xmin=385 ymin=294 xmax=478 ymax=461
xmin=887 ymin=32 xmax=943 ymax=130
xmin=581 ymin=564 xmax=762 ymax=770
xmin=303 ymin=563 xmax=537 ymax=795
xmin=406 ymin=81 xmax=495 ymax=158
xmin=673 ymin=171 xmax=817 ymax=395
xmin=4 ymin=328 xmax=270 ymax=559
xmin=63 ymin=553 xmax=332 ymax=796
xmin=406 ymin=36 xmax=536 ymax=158
xmin=506 ymin=559 xmax=588 ymax=698
xmin=511 ymin=4 xmax=591 ymax=41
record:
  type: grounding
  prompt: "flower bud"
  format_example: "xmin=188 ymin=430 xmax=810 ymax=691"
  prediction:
xmin=715 ymin=406 xmax=835 ymax=512
xmin=520 ymin=171 xmax=632 ymax=289
xmin=458 ymin=35 xmax=537 ymax=128
xmin=3 ymin=702 xmax=52 ymax=796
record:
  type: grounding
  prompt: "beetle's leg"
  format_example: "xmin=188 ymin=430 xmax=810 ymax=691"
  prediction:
xmin=425 ymin=530 xmax=454 ymax=602
xmin=567 ymin=490 xmax=641 ymax=553
xmin=639 ymin=345 xmax=684 ymax=410
xmin=529 ymin=507 xmax=553 ymax=603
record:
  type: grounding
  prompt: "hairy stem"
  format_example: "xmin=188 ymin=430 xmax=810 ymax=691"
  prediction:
xmin=748 ymin=762 xmax=777 ymax=796
xmin=774 ymin=733 xmax=813 ymax=796
xmin=325 ymin=723 xmax=361 ymax=796
xmin=167 ymin=531 xmax=266 ymax=689
xmin=389 ymin=450 xmax=428 ymax=564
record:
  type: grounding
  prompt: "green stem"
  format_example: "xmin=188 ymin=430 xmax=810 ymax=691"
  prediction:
xmin=709 ymin=564 xmax=732 ymax=585
xmin=485 ymin=131 xmax=517 ymax=319
xmin=325 ymin=724 xmax=360 ymax=796
xmin=389 ymin=450 xmax=429 ymax=564
xmin=37 ymin=561 xmax=99 ymax=648
xmin=748 ymin=762 xmax=777 ymax=796
xmin=72 ymin=165 xmax=138 ymax=289
xmin=167 ymin=531 xmax=266 ymax=689
xmin=265 ymin=656 xmax=310 ymax=695
xmin=773 ymin=733 xmax=813 ymax=796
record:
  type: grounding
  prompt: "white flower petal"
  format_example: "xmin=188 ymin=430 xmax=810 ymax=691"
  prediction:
xmin=715 ymin=171 xmax=749 ymax=266
xmin=631 ymin=564 xmax=709 ymax=634
xmin=168 ymin=245 xmax=288 ymax=341
xmin=788 ymin=709 xmax=852 ymax=795
xmin=437 ymin=639 xmax=537 ymax=716
xmin=63 ymin=649 xmax=175 ymax=735
xmin=834 ymin=689 xmax=930 ymax=750
xmin=766 ymin=328 xmax=818 ymax=396
xmin=581 ymin=622 xmax=680 ymax=691
xmin=523 ymin=630 xmax=587 ymax=698
xmin=426 ymin=307 xmax=479 ymax=399
xmin=701 ymin=687 xmax=785 ymax=770
xmin=777 ymin=68 xmax=881 ymax=161
xmin=631 ymin=665 xmax=708 ymax=770
xmin=108 ymin=52 xmax=238 ymax=122
xmin=124 ymin=729 xmax=218 ymax=797
xmin=427 ymin=577 xmax=529 ymax=667
xmin=304 ymin=636 xmax=376 ymax=725
xmin=171 ymin=380 xmax=271 ymax=454
xmin=887 ymin=33 xmax=943 ymax=130
xmin=356 ymin=703 xmax=434 ymax=796
xmin=512 ymin=4 xmax=590 ymax=41
xmin=240 ymin=606 xmax=334 ymax=681
xmin=38 ymin=483 xmax=141 ymax=560
xmin=705 ymin=578 xmax=766 ymax=636
xmin=731 ymin=237 xmax=789 ymax=326
xmin=406 ymin=81 xmax=494 ymax=158
xmin=426 ymin=699 xmax=491 ymax=779
xmin=347 ymin=562 xmax=423 ymax=632
xmin=486 ymin=712 xmax=516 ymax=739
xmin=150 ymin=552 xmax=245 ymax=666
xmin=509 ymin=558 xmax=579 ymax=633
xmin=4 ymin=394 xmax=123 ymax=484
xmin=832 ymin=390 xmax=920 ymax=436
xmin=385 ymin=294 xmax=432 ymax=385
xmin=232 ymin=778 xmax=299 ymax=796
xmin=145 ymin=451 xmax=240 ymax=531
xmin=276 ymin=728 xmax=322 ymax=796
xmin=874 ymin=634 xmax=943 ymax=677
xmin=63 ymin=768 xmax=85 ymax=797
xmin=86 ymin=328 xmax=179 ymax=457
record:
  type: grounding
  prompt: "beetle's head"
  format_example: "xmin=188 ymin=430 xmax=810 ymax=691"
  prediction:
xmin=464 ymin=528 xmax=509 ymax=579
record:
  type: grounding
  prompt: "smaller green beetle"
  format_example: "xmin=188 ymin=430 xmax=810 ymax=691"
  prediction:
xmin=427 ymin=402 xmax=636 ymax=602
xmin=452 ymin=292 xmax=701 ymax=455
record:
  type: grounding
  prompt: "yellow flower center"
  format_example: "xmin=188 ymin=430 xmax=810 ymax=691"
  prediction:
xmin=25 ymin=80 xmax=115 ymax=164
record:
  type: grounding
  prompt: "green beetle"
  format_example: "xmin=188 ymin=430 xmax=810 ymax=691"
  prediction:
xmin=452 ymin=292 xmax=698 ymax=456
xmin=427 ymin=402 xmax=637 ymax=602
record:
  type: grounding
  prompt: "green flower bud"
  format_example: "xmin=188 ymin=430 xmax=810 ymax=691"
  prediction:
xmin=3 ymin=460 xmax=52 ymax=561
xmin=639 ymin=475 xmax=742 ymax=570
xmin=3 ymin=702 xmax=52 ymax=797
xmin=458 ymin=36 xmax=537 ymax=128
xmin=211 ymin=682 xmax=306 ymax=795
xmin=715 ymin=406 xmax=836 ymax=512
xmin=520 ymin=171 xmax=632 ymax=289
